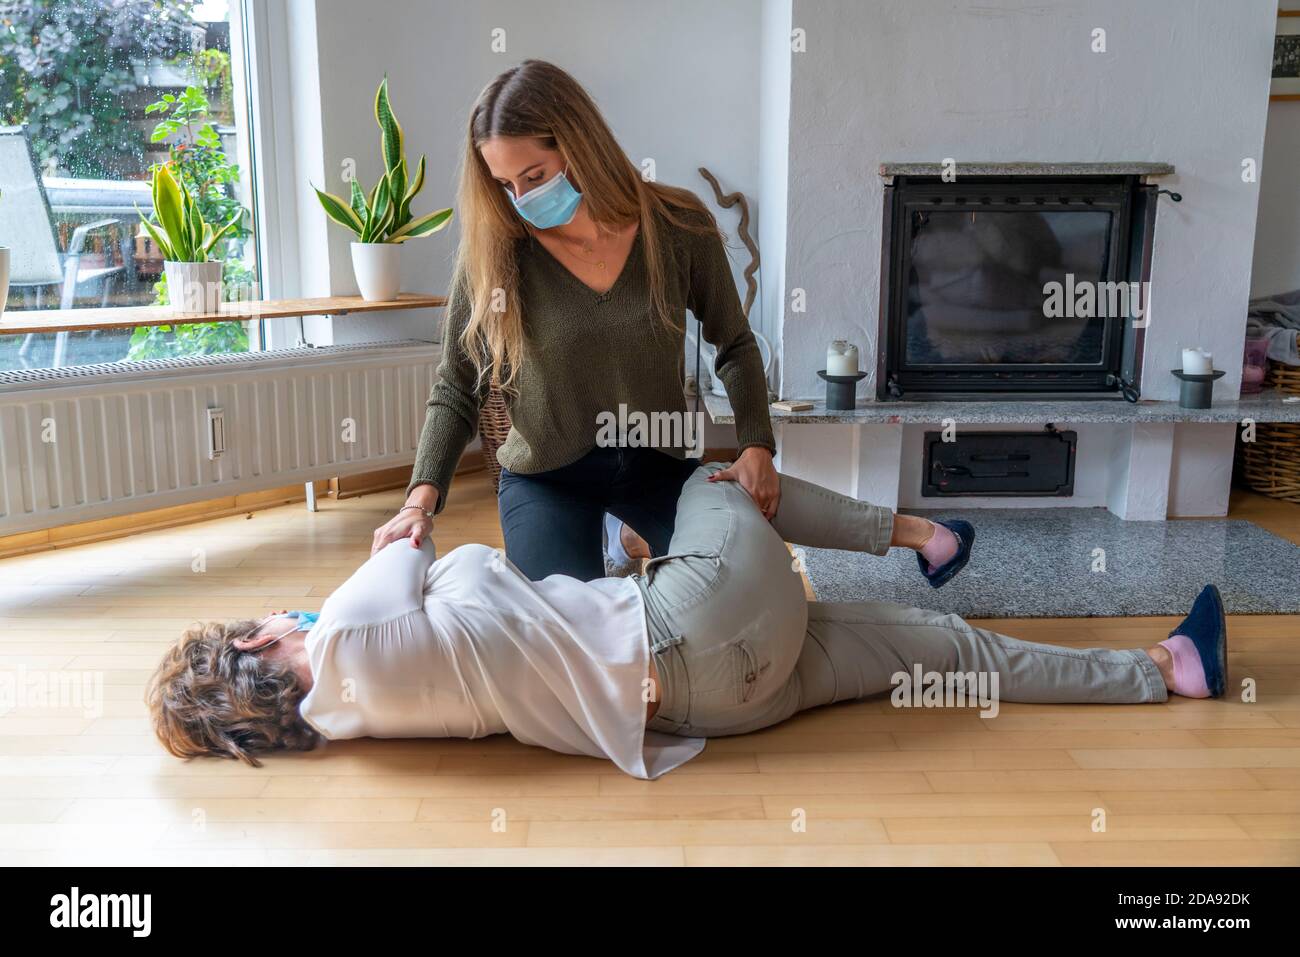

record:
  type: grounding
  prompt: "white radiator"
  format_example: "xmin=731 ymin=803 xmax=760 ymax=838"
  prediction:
xmin=0 ymin=340 xmax=439 ymax=535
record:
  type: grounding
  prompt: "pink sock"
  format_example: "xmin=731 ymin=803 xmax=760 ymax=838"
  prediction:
xmin=1158 ymin=634 xmax=1211 ymax=698
xmin=920 ymin=522 xmax=960 ymax=573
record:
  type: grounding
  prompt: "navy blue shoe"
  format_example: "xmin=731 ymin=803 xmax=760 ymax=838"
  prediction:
xmin=1168 ymin=584 xmax=1228 ymax=698
xmin=916 ymin=519 xmax=975 ymax=589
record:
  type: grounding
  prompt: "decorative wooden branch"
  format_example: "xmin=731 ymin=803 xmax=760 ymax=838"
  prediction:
xmin=698 ymin=167 xmax=760 ymax=318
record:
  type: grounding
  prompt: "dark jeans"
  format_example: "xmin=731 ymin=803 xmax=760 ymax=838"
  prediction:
xmin=498 ymin=445 xmax=701 ymax=581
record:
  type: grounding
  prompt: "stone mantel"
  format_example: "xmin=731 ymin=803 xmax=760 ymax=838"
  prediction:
xmin=705 ymin=389 xmax=1282 ymax=521
xmin=878 ymin=161 xmax=1176 ymax=182
xmin=704 ymin=390 xmax=1300 ymax=426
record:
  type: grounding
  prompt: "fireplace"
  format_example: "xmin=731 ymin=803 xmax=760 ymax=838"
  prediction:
xmin=876 ymin=166 xmax=1173 ymax=400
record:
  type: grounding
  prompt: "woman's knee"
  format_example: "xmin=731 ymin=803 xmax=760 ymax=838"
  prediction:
xmin=497 ymin=480 xmax=604 ymax=579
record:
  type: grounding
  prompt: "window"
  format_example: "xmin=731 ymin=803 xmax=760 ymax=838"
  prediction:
xmin=0 ymin=0 xmax=260 ymax=371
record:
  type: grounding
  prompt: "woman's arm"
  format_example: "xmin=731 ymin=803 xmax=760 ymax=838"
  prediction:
xmin=323 ymin=538 xmax=438 ymax=628
xmin=409 ymin=272 xmax=492 ymax=513
xmin=373 ymin=274 xmax=490 ymax=552
xmin=686 ymin=217 xmax=776 ymax=458
xmin=687 ymin=214 xmax=780 ymax=516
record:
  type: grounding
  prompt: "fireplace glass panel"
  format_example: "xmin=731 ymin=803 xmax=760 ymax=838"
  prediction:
xmin=904 ymin=209 xmax=1113 ymax=366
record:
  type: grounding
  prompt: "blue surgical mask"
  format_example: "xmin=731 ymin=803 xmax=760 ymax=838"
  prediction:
xmin=509 ymin=165 xmax=582 ymax=229
xmin=252 ymin=611 xmax=318 ymax=651
xmin=286 ymin=611 xmax=319 ymax=631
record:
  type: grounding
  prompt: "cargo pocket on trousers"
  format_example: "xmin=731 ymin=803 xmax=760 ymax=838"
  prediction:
xmin=732 ymin=638 xmax=768 ymax=705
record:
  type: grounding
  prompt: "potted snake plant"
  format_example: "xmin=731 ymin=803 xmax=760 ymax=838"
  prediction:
xmin=137 ymin=163 xmax=241 ymax=314
xmin=0 ymin=188 xmax=8 ymax=319
xmin=314 ymin=78 xmax=453 ymax=301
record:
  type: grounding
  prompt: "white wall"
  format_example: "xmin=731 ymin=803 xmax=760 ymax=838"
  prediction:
xmin=1252 ymin=3 xmax=1300 ymax=298
xmin=1252 ymin=98 xmax=1300 ymax=297
xmin=779 ymin=0 xmax=1279 ymax=402
xmin=758 ymin=0 xmax=793 ymax=392
xmin=295 ymin=0 xmax=763 ymax=353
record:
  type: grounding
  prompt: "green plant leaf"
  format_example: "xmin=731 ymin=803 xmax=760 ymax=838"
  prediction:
xmin=313 ymin=186 xmax=365 ymax=236
xmin=364 ymin=172 xmax=393 ymax=243
xmin=400 ymin=153 xmax=426 ymax=221
xmin=185 ymin=188 xmax=204 ymax=260
xmin=135 ymin=205 xmax=177 ymax=261
xmin=152 ymin=165 xmax=187 ymax=260
xmin=374 ymin=76 xmax=404 ymax=174
xmin=375 ymin=197 xmax=397 ymax=242
xmin=388 ymin=156 xmax=408 ymax=228
xmin=388 ymin=207 xmax=453 ymax=242
xmin=202 ymin=210 xmax=243 ymax=257
xmin=349 ymin=177 xmax=369 ymax=223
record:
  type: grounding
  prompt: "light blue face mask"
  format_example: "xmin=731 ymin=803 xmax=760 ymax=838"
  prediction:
xmin=252 ymin=611 xmax=318 ymax=651
xmin=285 ymin=611 xmax=319 ymax=631
xmin=509 ymin=165 xmax=582 ymax=229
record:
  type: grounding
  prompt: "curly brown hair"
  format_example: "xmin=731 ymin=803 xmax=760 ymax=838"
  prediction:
xmin=145 ymin=619 xmax=320 ymax=767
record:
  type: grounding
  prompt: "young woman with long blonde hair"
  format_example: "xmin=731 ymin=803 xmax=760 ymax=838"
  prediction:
xmin=370 ymin=59 xmax=786 ymax=580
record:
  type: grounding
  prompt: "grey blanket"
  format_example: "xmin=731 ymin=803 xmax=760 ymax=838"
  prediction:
xmin=1248 ymin=289 xmax=1300 ymax=365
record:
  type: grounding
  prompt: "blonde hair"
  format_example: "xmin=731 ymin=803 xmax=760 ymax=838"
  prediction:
xmin=145 ymin=620 xmax=319 ymax=767
xmin=454 ymin=58 xmax=722 ymax=396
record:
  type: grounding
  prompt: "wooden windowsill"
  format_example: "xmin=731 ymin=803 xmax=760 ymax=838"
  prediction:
xmin=0 ymin=293 xmax=446 ymax=336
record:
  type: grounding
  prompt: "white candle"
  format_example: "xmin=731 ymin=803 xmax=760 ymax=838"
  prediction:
xmin=1181 ymin=348 xmax=1213 ymax=375
xmin=827 ymin=340 xmax=859 ymax=376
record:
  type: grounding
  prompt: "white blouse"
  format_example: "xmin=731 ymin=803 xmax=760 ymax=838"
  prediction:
xmin=297 ymin=538 xmax=705 ymax=779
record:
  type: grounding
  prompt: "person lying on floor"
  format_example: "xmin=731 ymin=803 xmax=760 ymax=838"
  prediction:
xmin=146 ymin=463 xmax=1228 ymax=779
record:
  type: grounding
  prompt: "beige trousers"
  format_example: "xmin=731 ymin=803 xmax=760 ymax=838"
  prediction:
xmin=636 ymin=463 xmax=1166 ymax=738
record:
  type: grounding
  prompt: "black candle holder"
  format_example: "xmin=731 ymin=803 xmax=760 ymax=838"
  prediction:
xmin=818 ymin=369 xmax=867 ymax=411
xmin=1170 ymin=369 xmax=1225 ymax=409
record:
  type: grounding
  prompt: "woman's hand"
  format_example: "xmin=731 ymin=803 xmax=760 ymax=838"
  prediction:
xmin=372 ymin=485 xmax=439 ymax=555
xmin=707 ymin=446 xmax=781 ymax=520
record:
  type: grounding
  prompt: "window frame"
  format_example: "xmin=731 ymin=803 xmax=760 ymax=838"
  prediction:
xmin=235 ymin=0 xmax=304 ymax=350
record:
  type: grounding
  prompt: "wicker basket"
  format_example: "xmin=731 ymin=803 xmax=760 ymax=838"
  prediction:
xmin=1265 ymin=359 xmax=1300 ymax=395
xmin=1240 ymin=360 xmax=1300 ymax=504
xmin=478 ymin=384 xmax=512 ymax=493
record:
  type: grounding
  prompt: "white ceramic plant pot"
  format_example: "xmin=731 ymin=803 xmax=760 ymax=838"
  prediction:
xmin=350 ymin=242 xmax=401 ymax=301
xmin=164 ymin=260 xmax=224 ymax=314
xmin=0 ymin=247 xmax=9 ymax=319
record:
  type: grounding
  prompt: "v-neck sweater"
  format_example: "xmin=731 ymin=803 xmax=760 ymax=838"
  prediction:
xmin=409 ymin=204 xmax=776 ymax=512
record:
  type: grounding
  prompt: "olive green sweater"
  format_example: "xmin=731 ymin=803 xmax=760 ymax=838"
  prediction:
xmin=409 ymin=203 xmax=776 ymax=513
